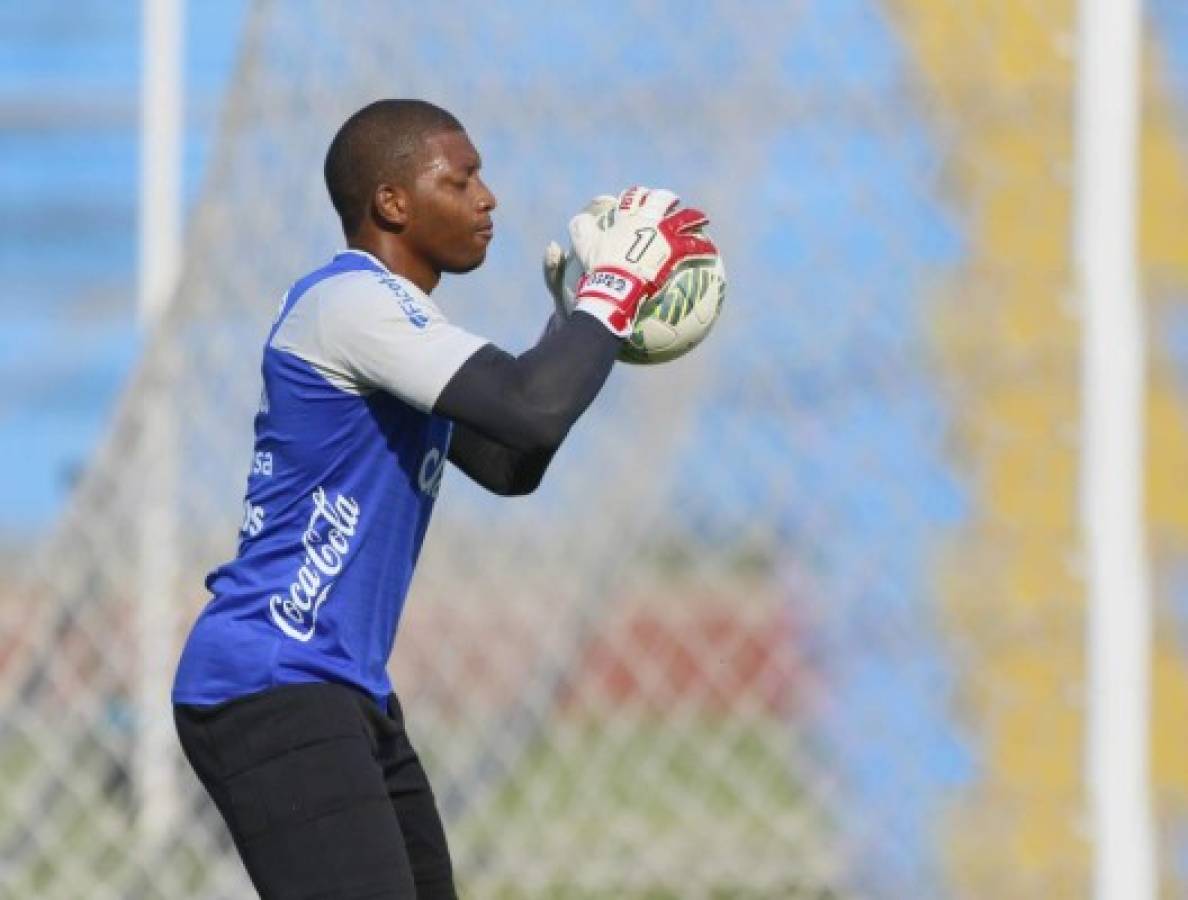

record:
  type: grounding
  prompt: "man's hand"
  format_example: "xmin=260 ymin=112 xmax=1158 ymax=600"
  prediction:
xmin=541 ymin=239 xmax=570 ymax=325
xmin=566 ymin=186 xmax=717 ymax=337
xmin=541 ymin=194 xmax=616 ymax=318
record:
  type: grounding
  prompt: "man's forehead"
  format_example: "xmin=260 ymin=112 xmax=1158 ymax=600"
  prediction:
xmin=419 ymin=129 xmax=480 ymax=172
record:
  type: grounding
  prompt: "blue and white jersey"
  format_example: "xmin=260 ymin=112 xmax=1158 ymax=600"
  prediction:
xmin=173 ymin=249 xmax=486 ymax=707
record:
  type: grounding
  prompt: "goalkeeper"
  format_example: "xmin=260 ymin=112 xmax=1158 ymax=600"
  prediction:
xmin=171 ymin=98 xmax=714 ymax=900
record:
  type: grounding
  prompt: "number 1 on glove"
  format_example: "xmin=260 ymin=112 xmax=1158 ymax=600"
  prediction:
xmin=543 ymin=187 xmax=728 ymax=365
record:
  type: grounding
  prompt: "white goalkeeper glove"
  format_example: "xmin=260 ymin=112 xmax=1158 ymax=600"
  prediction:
xmin=541 ymin=194 xmax=616 ymax=322
xmin=566 ymin=186 xmax=718 ymax=337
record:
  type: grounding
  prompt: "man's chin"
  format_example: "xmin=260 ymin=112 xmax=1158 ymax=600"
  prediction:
xmin=441 ymin=252 xmax=487 ymax=275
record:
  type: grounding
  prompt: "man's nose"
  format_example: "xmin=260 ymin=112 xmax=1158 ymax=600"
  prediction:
xmin=478 ymin=179 xmax=497 ymax=211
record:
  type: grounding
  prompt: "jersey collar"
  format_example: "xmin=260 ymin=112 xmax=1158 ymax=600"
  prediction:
xmin=335 ymin=247 xmax=390 ymax=273
xmin=333 ymin=248 xmax=433 ymax=304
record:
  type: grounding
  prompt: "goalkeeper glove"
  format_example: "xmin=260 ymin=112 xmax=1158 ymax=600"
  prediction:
xmin=542 ymin=194 xmax=615 ymax=317
xmin=566 ymin=186 xmax=717 ymax=337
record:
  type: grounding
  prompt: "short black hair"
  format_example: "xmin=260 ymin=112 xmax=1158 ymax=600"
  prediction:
xmin=324 ymin=99 xmax=463 ymax=236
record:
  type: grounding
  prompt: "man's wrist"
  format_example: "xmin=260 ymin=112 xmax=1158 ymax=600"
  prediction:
xmin=573 ymin=300 xmax=632 ymax=338
xmin=574 ymin=267 xmax=648 ymax=338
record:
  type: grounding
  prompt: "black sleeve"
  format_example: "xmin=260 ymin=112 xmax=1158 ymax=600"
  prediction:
xmin=446 ymin=424 xmax=555 ymax=497
xmin=434 ymin=310 xmax=621 ymax=494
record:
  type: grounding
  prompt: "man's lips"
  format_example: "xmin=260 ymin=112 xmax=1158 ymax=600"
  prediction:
xmin=476 ymin=222 xmax=494 ymax=240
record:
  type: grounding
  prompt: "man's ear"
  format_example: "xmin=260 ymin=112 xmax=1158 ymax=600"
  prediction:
xmin=373 ymin=183 xmax=409 ymax=231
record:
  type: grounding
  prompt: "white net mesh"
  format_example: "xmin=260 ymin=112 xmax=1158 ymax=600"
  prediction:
xmin=5 ymin=0 xmax=1187 ymax=897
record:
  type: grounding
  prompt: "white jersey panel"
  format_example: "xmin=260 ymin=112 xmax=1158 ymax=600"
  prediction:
xmin=271 ymin=252 xmax=487 ymax=412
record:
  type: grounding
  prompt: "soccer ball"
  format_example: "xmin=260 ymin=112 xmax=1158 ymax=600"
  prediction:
xmin=560 ymin=217 xmax=727 ymax=365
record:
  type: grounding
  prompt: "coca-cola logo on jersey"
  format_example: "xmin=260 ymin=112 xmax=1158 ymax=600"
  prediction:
xmin=268 ymin=486 xmax=361 ymax=642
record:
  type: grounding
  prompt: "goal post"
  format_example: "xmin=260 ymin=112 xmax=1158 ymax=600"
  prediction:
xmin=135 ymin=0 xmax=185 ymax=844
xmin=1074 ymin=0 xmax=1155 ymax=896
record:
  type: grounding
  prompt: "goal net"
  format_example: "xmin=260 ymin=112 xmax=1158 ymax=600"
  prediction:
xmin=2 ymin=1 xmax=1186 ymax=897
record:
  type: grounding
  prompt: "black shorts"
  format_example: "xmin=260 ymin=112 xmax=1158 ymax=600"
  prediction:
xmin=175 ymin=682 xmax=455 ymax=900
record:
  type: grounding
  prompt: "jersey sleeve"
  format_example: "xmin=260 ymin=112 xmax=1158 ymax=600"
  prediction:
xmin=311 ymin=272 xmax=488 ymax=412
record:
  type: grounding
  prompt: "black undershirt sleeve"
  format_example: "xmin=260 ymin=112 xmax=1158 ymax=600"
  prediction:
xmin=434 ymin=310 xmax=621 ymax=496
xmin=444 ymin=425 xmax=556 ymax=497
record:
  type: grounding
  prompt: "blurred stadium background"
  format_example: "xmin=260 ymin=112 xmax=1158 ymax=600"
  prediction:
xmin=2 ymin=0 xmax=1188 ymax=897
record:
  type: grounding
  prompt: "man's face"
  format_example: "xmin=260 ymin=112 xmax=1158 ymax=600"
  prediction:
xmin=400 ymin=129 xmax=497 ymax=275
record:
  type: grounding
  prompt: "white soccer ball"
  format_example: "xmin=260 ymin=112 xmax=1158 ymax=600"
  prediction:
xmin=561 ymin=219 xmax=727 ymax=365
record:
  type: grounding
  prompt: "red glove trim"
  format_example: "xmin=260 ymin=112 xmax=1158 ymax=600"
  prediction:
xmin=575 ymin=267 xmax=649 ymax=337
xmin=652 ymin=206 xmax=719 ymax=288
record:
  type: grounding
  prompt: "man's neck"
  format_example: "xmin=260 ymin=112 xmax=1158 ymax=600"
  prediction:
xmin=347 ymin=233 xmax=439 ymax=294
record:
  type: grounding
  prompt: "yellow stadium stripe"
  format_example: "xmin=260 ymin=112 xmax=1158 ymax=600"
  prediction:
xmin=1141 ymin=33 xmax=1188 ymax=897
xmin=888 ymin=0 xmax=1087 ymax=893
